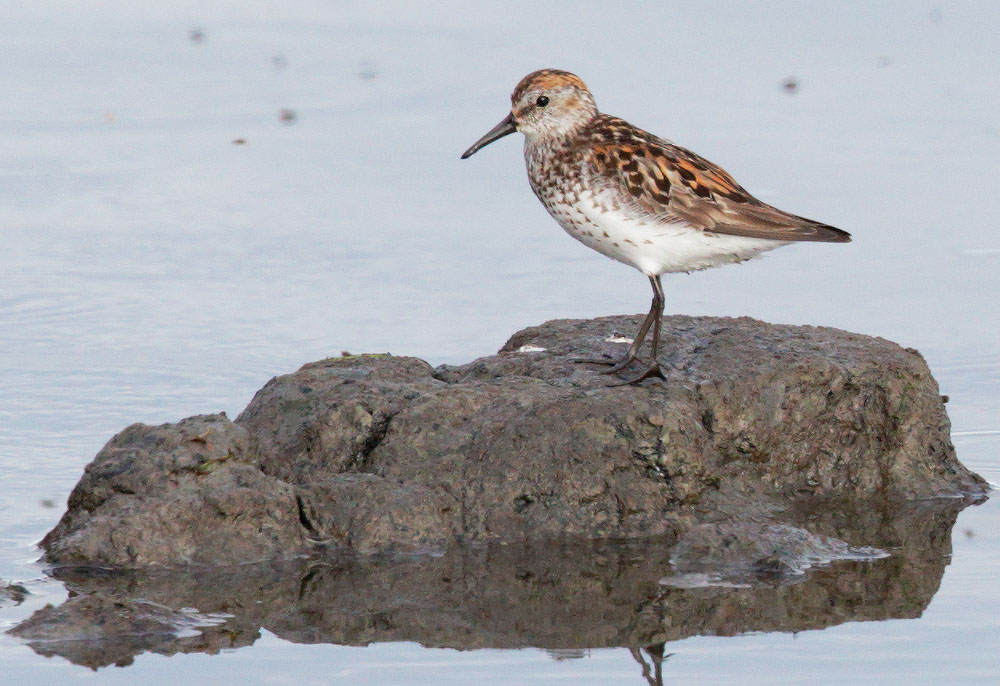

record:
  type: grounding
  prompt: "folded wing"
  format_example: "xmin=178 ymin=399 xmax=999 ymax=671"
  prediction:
xmin=584 ymin=121 xmax=851 ymax=243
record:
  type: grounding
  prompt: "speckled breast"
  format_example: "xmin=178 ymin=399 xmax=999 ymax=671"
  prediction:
xmin=524 ymin=142 xmax=590 ymax=233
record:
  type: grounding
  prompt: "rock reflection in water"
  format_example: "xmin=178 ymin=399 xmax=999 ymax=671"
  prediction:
xmin=8 ymin=497 xmax=981 ymax=681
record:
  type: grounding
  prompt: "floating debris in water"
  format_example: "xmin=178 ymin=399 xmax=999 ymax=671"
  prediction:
xmin=546 ymin=649 xmax=590 ymax=661
xmin=188 ymin=28 xmax=205 ymax=44
xmin=278 ymin=108 xmax=297 ymax=125
xmin=40 ymin=498 xmax=56 ymax=508
xmin=231 ymin=138 xmax=247 ymax=145
xmin=781 ymin=76 xmax=800 ymax=94
xmin=358 ymin=62 xmax=378 ymax=80
xmin=272 ymin=55 xmax=288 ymax=70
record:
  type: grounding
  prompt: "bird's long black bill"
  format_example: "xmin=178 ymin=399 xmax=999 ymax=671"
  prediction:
xmin=460 ymin=113 xmax=516 ymax=159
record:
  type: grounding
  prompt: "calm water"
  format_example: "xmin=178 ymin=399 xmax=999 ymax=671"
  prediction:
xmin=1 ymin=1 xmax=998 ymax=683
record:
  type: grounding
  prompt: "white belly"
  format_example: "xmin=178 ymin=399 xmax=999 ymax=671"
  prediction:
xmin=549 ymin=192 xmax=787 ymax=277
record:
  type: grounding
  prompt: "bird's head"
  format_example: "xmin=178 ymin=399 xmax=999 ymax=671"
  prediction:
xmin=461 ymin=69 xmax=598 ymax=159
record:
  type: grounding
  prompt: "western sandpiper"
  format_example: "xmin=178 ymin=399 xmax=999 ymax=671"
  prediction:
xmin=462 ymin=69 xmax=850 ymax=384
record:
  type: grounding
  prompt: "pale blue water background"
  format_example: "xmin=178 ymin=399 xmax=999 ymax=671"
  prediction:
xmin=1 ymin=1 xmax=998 ymax=683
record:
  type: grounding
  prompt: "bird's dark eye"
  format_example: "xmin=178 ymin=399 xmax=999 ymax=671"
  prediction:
xmin=535 ymin=95 xmax=550 ymax=107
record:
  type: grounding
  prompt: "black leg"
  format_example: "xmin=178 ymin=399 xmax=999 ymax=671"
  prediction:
xmin=574 ymin=275 xmax=660 ymax=372
xmin=649 ymin=274 xmax=664 ymax=360
xmin=612 ymin=275 xmax=667 ymax=385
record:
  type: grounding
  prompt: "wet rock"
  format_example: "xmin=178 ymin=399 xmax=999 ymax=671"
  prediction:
xmin=41 ymin=414 xmax=305 ymax=567
xmin=40 ymin=316 xmax=988 ymax=568
xmin=1 ymin=581 xmax=28 ymax=606
xmin=10 ymin=498 xmax=977 ymax=668
xmin=8 ymin=595 xmax=228 ymax=668
xmin=662 ymin=521 xmax=887 ymax=587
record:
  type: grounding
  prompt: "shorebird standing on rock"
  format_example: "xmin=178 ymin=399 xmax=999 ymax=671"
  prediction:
xmin=462 ymin=69 xmax=850 ymax=385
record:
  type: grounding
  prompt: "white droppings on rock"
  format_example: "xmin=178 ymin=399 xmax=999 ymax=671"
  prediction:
xmin=516 ymin=345 xmax=547 ymax=353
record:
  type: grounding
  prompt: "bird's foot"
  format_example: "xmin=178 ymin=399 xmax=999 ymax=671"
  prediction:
xmin=573 ymin=354 xmax=641 ymax=375
xmin=609 ymin=361 xmax=667 ymax=386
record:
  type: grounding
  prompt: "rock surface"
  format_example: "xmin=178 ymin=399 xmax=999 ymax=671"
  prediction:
xmin=42 ymin=414 xmax=304 ymax=567
xmin=40 ymin=315 xmax=988 ymax=568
